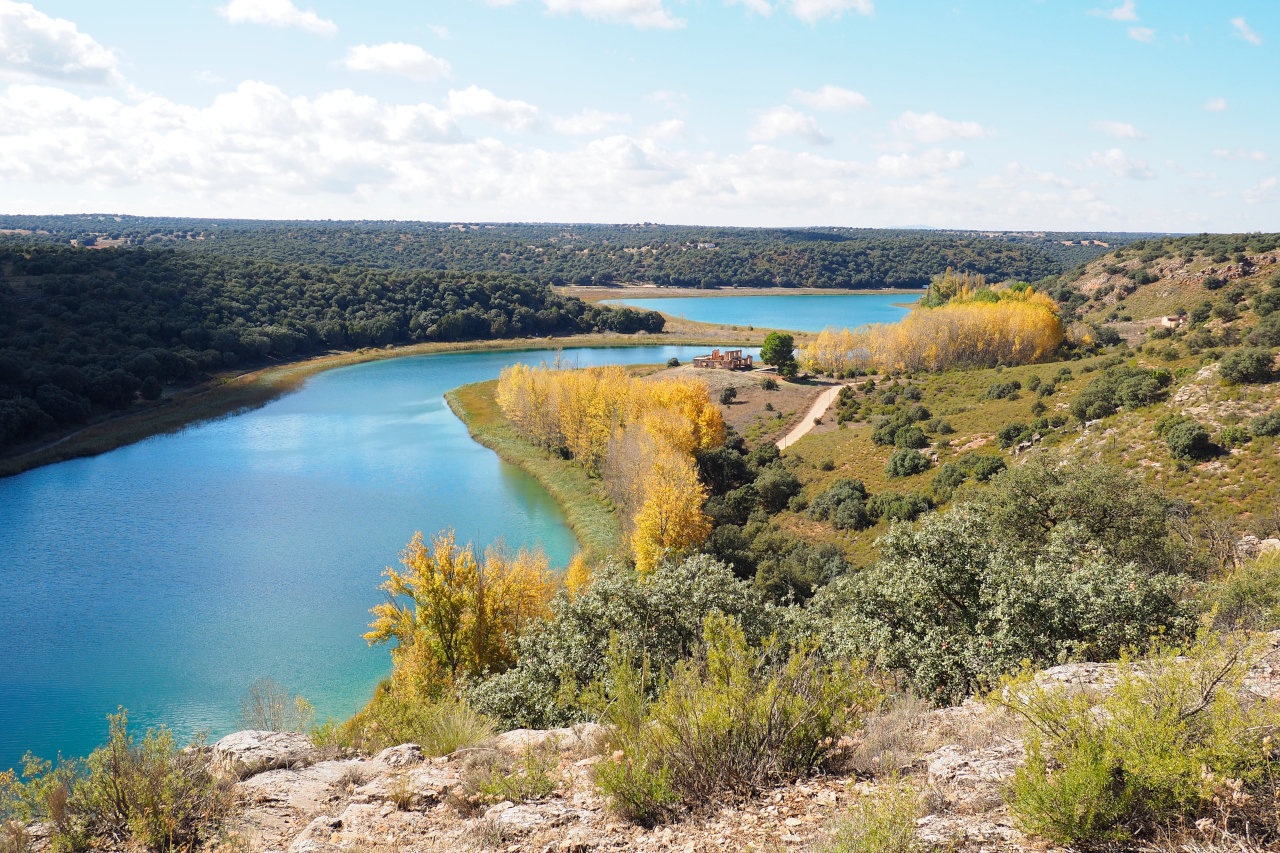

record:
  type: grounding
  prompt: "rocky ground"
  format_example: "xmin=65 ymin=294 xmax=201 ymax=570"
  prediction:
xmin=192 ymin=703 xmax=1032 ymax=853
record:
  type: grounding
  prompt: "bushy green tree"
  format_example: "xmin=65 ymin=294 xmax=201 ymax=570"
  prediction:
xmin=1218 ymin=347 xmax=1276 ymax=384
xmin=466 ymin=556 xmax=774 ymax=728
xmin=809 ymin=507 xmax=1192 ymax=705
xmin=885 ymin=449 xmax=931 ymax=478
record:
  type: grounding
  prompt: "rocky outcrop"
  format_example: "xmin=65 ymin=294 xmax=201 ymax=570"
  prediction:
xmin=211 ymin=730 xmax=319 ymax=778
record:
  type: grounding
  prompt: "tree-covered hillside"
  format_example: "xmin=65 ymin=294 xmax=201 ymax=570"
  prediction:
xmin=0 ymin=215 xmax=1143 ymax=289
xmin=0 ymin=242 xmax=660 ymax=450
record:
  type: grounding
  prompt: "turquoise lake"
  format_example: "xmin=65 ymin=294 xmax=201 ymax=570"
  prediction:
xmin=603 ymin=292 xmax=916 ymax=332
xmin=0 ymin=344 xmax=746 ymax=771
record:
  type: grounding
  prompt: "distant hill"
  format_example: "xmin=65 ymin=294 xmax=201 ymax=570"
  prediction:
xmin=0 ymin=215 xmax=1149 ymax=290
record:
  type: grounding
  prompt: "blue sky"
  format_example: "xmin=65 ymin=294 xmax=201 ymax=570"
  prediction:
xmin=0 ymin=0 xmax=1275 ymax=230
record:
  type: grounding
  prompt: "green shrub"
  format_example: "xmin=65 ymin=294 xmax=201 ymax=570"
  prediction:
xmin=807 ymin=479 xmax=872 ymax=530
xmin=893 ymin=425 xmax=928 ymax=449
xmin=1206 ymin=553 xmax=1280 ymax=631
xmin=885 ymin=449 xmax=931 ymax=478
xmin=996 ymin=422 xmax=1030 ymax=449
xmin=810 ymin=488 xmax=1194 ymax=704
xmin=968 ymin=454 xmax=1006 ymax=482
xmin=998 ymin=634 xmax=1280 ymax=845
xmin=965 ymin=453 xmax=1189 ymax=576
xmin=593 ymin=614 xmax=878 ymax=824
xmin=760 ymin=376 xmax=778 ymax=391
xmin=1165 ymin=420 xmax=1214 ymax=461
xmin=1254 ymin=288 xmax=1280 ymax=317
xmin=467 ymin=556 xmax=774 ymax=729
xmin=41 ymin=710 xmax=233 ymax=852
xmin=1069 ymin=366 xmax=1172 ymax=421
xmin=1219 ymin=347 xmax=1276 ymax=384
xmin=866 ymin=491 xmax=933 ymax=523
xmin=1249 ymin=315 xmax=1280 ymax=347
xmin=987 ymin=380 xmax=1021 ymax=400
xmin=931 ymin=463 xmax=967 ymax=501
xmin=818 ymin=780 xmax=923 ymax=853
xmin=755 ymin=466 xmax=801 ymax=513
xmin=470 ymin=743 xmax=559 ymax=806
xmin=1025 ymin=374 xmax=1041 ymax=391
xmin=1218 ymin=425 xmax=1250 ymax=447
xmin=1252 ymin=410 xmax=1280 ymax=437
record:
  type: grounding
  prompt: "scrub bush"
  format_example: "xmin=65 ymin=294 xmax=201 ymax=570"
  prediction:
xmin=593 ymin=614 xmax=878 ymax=824
xmin=999 ymin=634 xmax=1280 ymax=846
xmin=1218 ymin=347 xmax=1276 ymax=384
xmin=885 ymin=449 xmax=931 ymax=478
xmin=807 ymin=479 xmax=872 ymax=530
xmin=1252 ymin=410 xmax=1280 ymax=437
xmin=466 ymin=556 xmax=773 ymax=729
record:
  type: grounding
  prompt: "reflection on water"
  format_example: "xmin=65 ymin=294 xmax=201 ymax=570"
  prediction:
xmin=0 ymin=344 xmax=731 ymax=770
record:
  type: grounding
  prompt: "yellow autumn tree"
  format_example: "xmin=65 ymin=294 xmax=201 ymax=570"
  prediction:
xmin=365 ymin=529 xmax=555 ymax=694
xmin=801 ymin=284 xmax=1064 ymax=375
xmin=497 ymin=361 xmax=722 ymax=570
xmin=630 ymin=444 xmax=713 ymax=574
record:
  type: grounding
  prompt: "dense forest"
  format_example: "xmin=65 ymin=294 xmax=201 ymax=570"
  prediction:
xmin=0 ymin=215 xmax=1145 ymax=289
xmin=0 ymin=242 xmax=661 ymax=450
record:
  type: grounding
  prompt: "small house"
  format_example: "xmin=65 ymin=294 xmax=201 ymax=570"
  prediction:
xmin=1161 ymin=316 xmax=1183 ymax=329
xmin=692 ymin=349 xmax=753 ymax=370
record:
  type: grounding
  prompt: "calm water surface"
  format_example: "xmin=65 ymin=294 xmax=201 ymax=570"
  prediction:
xmin=0 ymin=344 xmax=735 ymax=771
xmin=604 ymin=292 xmax=916 ymax=332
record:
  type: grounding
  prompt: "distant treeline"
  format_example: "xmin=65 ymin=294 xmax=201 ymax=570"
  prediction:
xmin=0 ymin=216 xmax=1148 ymax=289
xmin=0 ymin=242 xmax=661 ymax=450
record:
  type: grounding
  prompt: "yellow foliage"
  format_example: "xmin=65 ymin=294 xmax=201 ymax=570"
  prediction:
xmin=564 ymin=552 xmax=592 ymax=597
xmin=630 ymin=445 xmax=713 ymax=574
xmin=365 ymin=529 xmax=555 ymax=693
xmin=496 ymin=362 xmax=721 ymax=569
xmin=801 ymin=285 xmax=1064 ymax=374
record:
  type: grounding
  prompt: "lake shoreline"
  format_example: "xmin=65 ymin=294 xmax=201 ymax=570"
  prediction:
xmin=0 ymin=329 xmax=765 ymax=480
xmin=445 ymin=379 xmax=625 ymax=561
xmin=561 ymin=284 xmax=927 ymax=302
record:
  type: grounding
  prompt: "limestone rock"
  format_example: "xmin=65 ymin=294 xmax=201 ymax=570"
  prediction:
xmin=287 ymin=815 xmax=343 ymax=853
xmin=492 ymin=723 xmax=606 ymax=756
xmin=927 ymin=741 xmax=1025 ymax=814
xmin=349 ymin=764 xmax=461 ymax=807
xmin=212 ymin=731 xmax=317 ymax=779
xmin=374 ymin=743 xmax=423 ymax=767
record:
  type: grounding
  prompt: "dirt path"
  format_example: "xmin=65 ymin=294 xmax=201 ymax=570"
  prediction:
xmin=777 ymin=383 xmax=844 ymax=450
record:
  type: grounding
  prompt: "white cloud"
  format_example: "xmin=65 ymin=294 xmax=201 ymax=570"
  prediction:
xmin=726 ymin=0 xmax=773 ymax=15
xmin=645 ymin=89 xmax=689 ymax=114
xmin=539 ymin=0 xmax=685 ymax=29
xmin=643 ymin=118 xmax=686 ymax=140
xmin=446 ymin=85 xmax=540 ymax=131
xmin=1086 ymin=148 xmax=1154 ymax=179
xmin=1128 ymin=26 xmax=1155 ymax=42
xmin=1088 ymin=0 xmax=1137 ymax=22
xmin=1203 ymin=97 xmax=1227 ymax=112
xmin=1231 ymin=17 xmax=1262 ymax=46
xmin=876 ymin=148 xmax=969 ymax=178
xmin=786 ymin=0 xmax=873 ymax=25
xmin=893 ymin=110 xmax=991 ymax=143
xmin=976 ymin=162 xmax=1074 ymax=190
xmin=791 ymin=85 xmax=870 ymax=112
xmin=216 ymin=0 xmax=337 ymax=35
xmin=430 ymin=25 xmax=450 ymax=39
xmin=1091 ymin=120 xmax=1145 ymax=139
xmin=0 ymin=0 xmax=122 ymax=86
xmin=1212 ymin=148 xmax=1268 ymax=162
xmin=747 ymin=105 xmax=830 ymax=145
xmin=194 ymin=70 xmax=224 ymax=84
xmin=1243 ymin=177 xmax=1278 ymax=204
xmin=342 ymin=43 xmax=450 ymax=81
xmin=553 ymin=108 xmax=630 ymax=135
